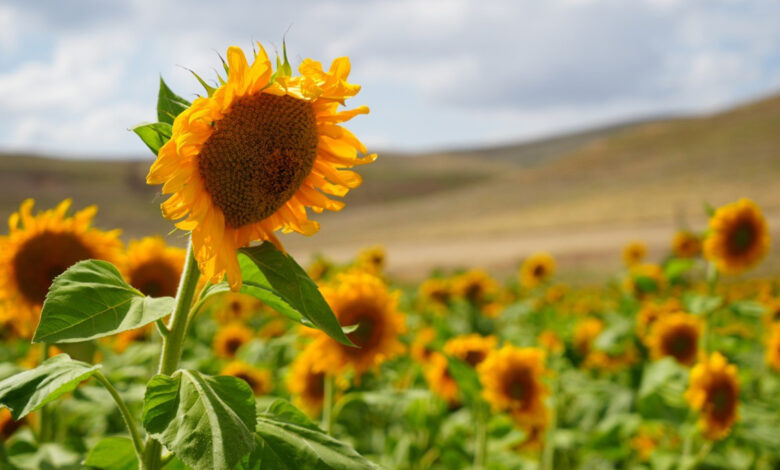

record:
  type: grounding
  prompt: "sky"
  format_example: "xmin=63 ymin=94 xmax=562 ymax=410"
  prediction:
xmin=1 ymin=0 xmax=779 ymax=158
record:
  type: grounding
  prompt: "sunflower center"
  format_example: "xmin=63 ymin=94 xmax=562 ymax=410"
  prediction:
xmin=198 ymin=93 xmax=319 ymax=228
xmin=464 ymin=350 xmax=487 ymax=367
xmin=505 ymin=369 xmax=533 ymax=405
xmin=307 ymin=371 xmax=325 ymax=399
xmin=12 ymin=231 xmax=94 ymax=304
xmin=234 ymin=373 xmax=258 ymax=392
xmin=225 ymin=337 xmax=244 ymax=357
xmin=533 ymin=264 xmax=546 ymax=278
xmin=129 ymin=260 xmax=180 ymax=298
xmin=348 ymin=315 xmax=377 ymax=349
xmin=728 ymin=222 xmax=755 ymax=255
xmin=664 ymin=329 xmax=697 ymax=364
xmin=708 ymin=380 xmax=736 ymax=421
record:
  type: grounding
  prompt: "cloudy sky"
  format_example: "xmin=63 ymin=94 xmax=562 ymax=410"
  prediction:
xmin=1 ymin=0 xmax=779 ymax=158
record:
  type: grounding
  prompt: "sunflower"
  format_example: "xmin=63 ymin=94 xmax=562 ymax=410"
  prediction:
xmin=537 ymin=330 xmax=564 ymax=355
xmin=478 ymin=345 xmax=548 ymax=424
xmin=765 ymin=325 xmax=780 ymax=372
xmin=635 ymin=298 xmax=682 ymax=345
xmin=519 ymin=252 xmax=556 ymax=289
xmin=146 ymin=45 xmax=375 ymax=290
xmin=583 ymin=347 xmax=638 ymax=373
xmin=452 ymin=269 xmax=499 ymax=305
xmin=112 ymin=325 xmax=153 ymax=353
xmin=213 ymin=322 xmax=253 ymax=358
xmin=443 ymin=334 xmax=497 ymax=368
xmin=357 ymin=245 xmax=386 ymax=275
xmin=544 ymin=284 xmax=568 ymax=304
xmin=0 ymin=199 xmax=123 ymax=338
xmin=646 ymin=312 xmax=702 ymax=366
xmin=258 ymin=317 xmax=288 ymax=339
xmin=307 ymin=256 xmax=334 ymax=282
xmin=423 ymin=352 xmax=460 ymax=405
xmin=411 ymin=327 xmax=438 ymax=364
xmin=312 ymin=270 xmax=405 ymax=376
xmin=287 ymin=343 xmax=346 ymax=416
xmin=631 ymin=427 xmax=661 ymax=463
xmin=212 ymin=292 xmax=262 ymax=324
xmin=0 ymin=408 xmax=22 ymax=441
xmin=624 ymin=264 xmax=666 ymax=299
xmin=419 ymin=278 xmax=452 ymax=308
xmin=704 ymin=198 xmax=770 ymax=275
xmin=515 ymin=413 xmax=548 ymax=453
xmin=573 ymin=317 xmax=604 ymax=356
xmin=622 ymin=241 xmax=647 ymax=267
xmin=685 ymin=352 xmax=740 ymax=440
xmin=221 ymin=361 xmax=272 ymax=395
xmin=672 ymin=231 xmax=702 ymax=259
xmin=124 ymin=236 xmax=184 ymax=298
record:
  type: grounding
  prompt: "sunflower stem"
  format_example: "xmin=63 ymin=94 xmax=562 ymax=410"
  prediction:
xmin=39 ymin=343 xmax=53 ymax=443
xmin=94 ymin=371 xmax=145 ymax=462
xmin=321 ymin=374 xmax=334 ymax=434
xmin=542 ymin=360 xmax=559 ymax=470
xmin=473 ymin=401 xmax=488 ymax=470
xmin=141 ymin=240 xmax=200 ymax=470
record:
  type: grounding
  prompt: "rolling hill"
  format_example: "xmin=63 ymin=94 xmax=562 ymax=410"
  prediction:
xmin=2 ymin=94 xmax=779 ymax=281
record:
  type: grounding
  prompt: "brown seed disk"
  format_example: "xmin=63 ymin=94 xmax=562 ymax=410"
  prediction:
xmin=198 ymin=93 xmax=319 ymax=228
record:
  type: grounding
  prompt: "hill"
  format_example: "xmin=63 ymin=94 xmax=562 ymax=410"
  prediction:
xmin=2 ymin=94 xmax=779 ymax=281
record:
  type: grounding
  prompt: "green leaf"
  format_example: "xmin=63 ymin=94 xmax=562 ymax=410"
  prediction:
xmin=157 ymin=77 xmax=191 ymax=125
xmin=254 ymin=399 xmax=379 ymax=469
xmin=683 ymin=293 xmax=723 ymax=315
xmin=142 ymin=370 xmax=257 ymax=470
xmin=239 ymin=243 xmax=353 ymax=346
xmin=33 ymin=260 xmax=175 ymax=344
xmin=445 ymin=356 xmax=481 ymax=404
xmin=84 ymin=437 xmax=138 ymax=470
xmin=0 ymin=354 xmax=100 ymax=420
xmin=664 ymin=258 xmax=695 ymax=280
xmin=638 ymin=358 xmax=685 ymax=399
xmin=729 ymin=300 xmax=766 ymax=318
xmin=133 ymin=122 xmax=172 ymax=155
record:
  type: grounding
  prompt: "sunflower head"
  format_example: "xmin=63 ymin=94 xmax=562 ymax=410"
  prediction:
xmin=765 ymin=325 xmax=780 ymax=372
xmin=0 ymin=199 xmax=123 ymax=338
xmin=423 ymin=352 xmax=460 ymax=406
xmin=0 ymin=408 xmax=22 ymax=440
xmin=312 ymin=270 xmax=406 ymax=376
xmin=307 ymin=256 xmax=334 ymax=282
xmin=221 ymin=361 xmax=272 ymax=396
xmin=452 ymin=269 xmax=499 ymax=305
xmin=646 ymin=312 xmax=702 ymax=366
xmin=537 ymin=330 xmax=564 ymax=355
xmin=147 ymin=44 xmax=375 ymax=290
xmin=357 ymin=245 xmax=386 ymax=275
xmin=573 ymin=317 xmax=604 ymax=356
xmin=519 ymin=252 xmax=556 ymax=289
xmin=287 ymin=343 xmax=347 ymax=416
xmin=762 ymin=298 xmax=780 ymax=328
xmin=443 ymin=334 xmax=497 ymax=368
xmin=622 ymin=241 xmax=647 ymax=267
xmin=704 ymin=198 xmax=770 ymax=275
xmin=672 ymin=231 xmax=702 ymax=258
xmin=477 ymin=345 xmax=548 ymax=423
xmin=411 ymin=326 xmax=439 ymax=364
xmin=624 ymin=263 xmax=666 ymax=299
xmin=635 ymin=298 xmax=682 ymax=344
xmin=685 ymin=352 xmax=740 ymax=440
xmin=583 ymin=347 xmax=638 ymax=373
xmin=125 ymin=236 xmax=185 ymax=297
xmin=213 ymin=322 xmax=254 ymax=358
xmin=112 ymin=325 xmax=153 ymax=354
xmin=419 ymin=278 xmax=452 ymax=308
xmin=212 ymin=292 xmax=262 ymax=324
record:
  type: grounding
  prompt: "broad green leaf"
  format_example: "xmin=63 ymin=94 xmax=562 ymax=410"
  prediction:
xmin=240 ymin=243 xmax=353 ymax=346
xmin=638 ymin=358 xmax=685 ymax=399
xmin=33 ymin=260 xmax=174 ymax=344
xmin=132 ymin=122 xmax=172 ymax=155
xmin=84 ymin=437 xmax=137 ymax=470
xmin=446 ymin=356 xmax=481 ymax=404
xmin=157 ymin=77 xmax=191 ymax=125
xmin=729 ymin=300 xmax=766 ymax=318
xmin=0 ymin=354 xmax=100 ymax=419
xmin=254 ymin=399 xmax=379 ymax=469
xmin=664 ymin=258 xmax=695 ymax=280
xmin=683 ymin=293 xmax=723 ymax=315
xmin=142 ymin=370 xmax=257 ymax=470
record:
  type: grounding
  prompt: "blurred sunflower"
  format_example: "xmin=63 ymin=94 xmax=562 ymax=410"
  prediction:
xmin=419 ymin=278 xmax=452 ymax=308
xmin=519 ymin=252 xmax=555 ymax=289
xmin=147 ymin=44 xmax=375 ymax=290
xmin=624 ymin=264 xmax=666 ymax=299
xmin=544 ymin=284 xmax=568 ymax=304
xmin=537 ymin=330 xmax=564 ymax=355
xmin=125 ymin=236 xmax=185 ymax=297
xmin=423 ymin=352 xmax=460 ymax=406
xmin=287 ymin=343 xmax=346 ymax=416
xmin=635 ymin=298 xmax=682 ymax=345
xmin=631 ymin=427 xmax=661 ymax=463
xmin=704 ymin=198 xmax=770 ymax=275
xmin=313 ymin=270 xmax=405 ymax=376
xmin=212 ymin=292 xmax=262 ymax=324
xmin=0 ymin=408 xmax=22 ymax=441
xmin=0 ymin=199 xmax=123 ymax=337
xmin=515 ymin=411 xmax=548 ymax=453
xmin=583 ymin=347 xmax=638 ymax=373
xmin=477 ymin=345 xmax=548 ymax=424
xmin=213 ymin=322 xmax=253 ymax=358
xmin=685 ymin=352 xmax=740 ymax=440
xmin=257 ymin=317 xmax=288 ymax=339
xmin=307 ymin=256 xmax=334 ymax=282
xmin=672 ymin=231 xmax=702 ymax=259
xmin=622 ymin=241 xmax=647 ymax=267
xmin=573 ymin=317 xmax=604 ymax=356
xmin=443 ymin=334 xmax=497 ymax=368
xmin=646 ymin=312 xmax=702 ymax=366
xmin=112 ymin=325 xmax=153 ymax=353
xmin=765 ymin=325 xmax=780 ymax=372
xmin=452 ymin=269 xmax=499 ymax=305
xmin=357 ymin=245 xmax=386 ymax=275
xmin=411 ymin=326 xmax=438 ymax=364
xmin=221 ymin=361 xmax=272 ymax=395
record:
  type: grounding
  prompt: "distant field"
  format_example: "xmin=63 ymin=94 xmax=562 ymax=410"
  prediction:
xmin=2 ymin=94 xmax=780 ymax=281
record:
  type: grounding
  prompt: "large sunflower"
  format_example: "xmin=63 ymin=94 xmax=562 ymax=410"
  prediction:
xmin=147 ymin=44 xmax=375 ymax=289
xmin=443 ymin=334 xmax=497 ymax=368
xmin=685 ymin=352 xmax=740 ymax=440
xmin=519 ymin=252 xmax=555 ymax=289
xmin=704 ymin=198 xmax=770 ymax=275
xmin=125 ymin=236 xmax=185 ymax=297
xmin=477 ymin=345 xmax=548 ymax=424
xmin=312 ymin=270 xmax=405 ymax=376
xmin=0 ymin=199 xmax=123 ymax=337
xmin=646 ymin=312 xmax=702 ymax=367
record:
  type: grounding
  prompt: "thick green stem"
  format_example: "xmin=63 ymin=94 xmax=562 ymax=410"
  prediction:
xmin=473 ymin=402 xmax=487 ymax=470
xmin=141 ymin=241 xmax=200 ymax=470
xmin=39 ymin=343 xmax=53 ymax=442
xmin=95 ymin=371 xmax=145 ymax=461
xmin=542 ymin=363 xmax=559 ymax=470
xmin=321 ymin=375 xmax=334 ymax=434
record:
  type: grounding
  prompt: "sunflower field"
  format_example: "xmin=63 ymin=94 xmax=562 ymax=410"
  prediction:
xmin=0 ymin=43 xmax=779 ymax=470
